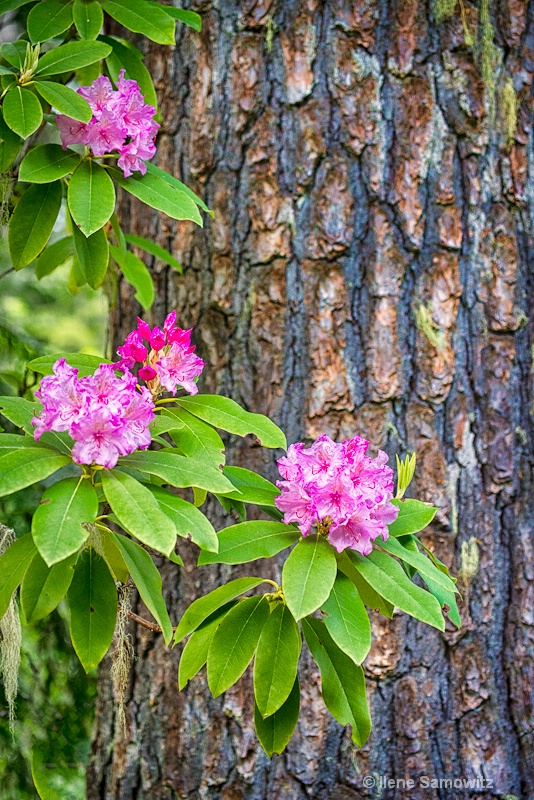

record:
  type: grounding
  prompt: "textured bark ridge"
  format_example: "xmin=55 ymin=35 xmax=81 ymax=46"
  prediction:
xmin=89 ymin=2 xmax=534 ymax=798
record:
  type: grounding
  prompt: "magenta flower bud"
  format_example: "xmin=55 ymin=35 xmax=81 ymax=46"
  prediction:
xmin=164 ymin=310 xmax=177 ymax=334
xmin=117 ymin=331 xmax=148 ymax=363
xmin=149 ymin=326 xmax=166 ymax=351
xmin=136 ymin=317 xmax=152 ymax=341
xmin=139 ymin=365 xmax=157 ymax=382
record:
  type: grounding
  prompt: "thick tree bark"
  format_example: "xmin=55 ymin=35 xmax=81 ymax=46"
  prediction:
xmin=88 ymin=2 xmax=534 ymax=798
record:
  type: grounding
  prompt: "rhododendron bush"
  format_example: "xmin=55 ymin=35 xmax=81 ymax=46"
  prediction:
xmin=0 ymin=2 xmax=460 ymax=795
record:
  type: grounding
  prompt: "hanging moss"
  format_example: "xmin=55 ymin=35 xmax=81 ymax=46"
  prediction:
xmin=501 ymin=77 xmax=517 ymax=147
xmin=110 ymin=584 xmax=134 ymax=733
xmin=478 ymin=0 xmax=500 ymax=113
xmin=0 ymin=525 xmax=22 ymax=736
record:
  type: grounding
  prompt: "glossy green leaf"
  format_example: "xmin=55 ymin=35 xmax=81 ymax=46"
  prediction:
xmin=198 ymin=521 xmax=298 ymax=566
xmin=157 ymin=5 xmax=201 ymax=31
xmin=101 ymin=469 xmax=176 ymax=555
xmin=0 ymin=395 xmax=41 ymax=433
xmin=27 ymin=0 xmax=74 ymax=43
xmin=110 ymin=246 xmax=153 ymax=309
xmin=8 ymin=181 xmax=62 ymax=269
xmin=21 ymin=551 xmax=77 ymax=622
xmin=66 ymin=548 xmax=117 ymax=671
xmin=0 ymin=533 xmax=37 ymax=618
xmin=322 ymin=572 xmax=371 ymax=665
xmin=73 ymin=0 xmax=103 ymax=38
xmin=101 ymin=35 xmax=157 ymax=109
xmin=254 ymin=603 xmax=301 ymax=717
xmin=112 ymin=533 xmax=173 ymax=644
xmin=388 ymin=498 xmax=438 ymax=536
xmin=336 ymin=551 xmax=394 ymax=618
xmin=72 ymin=221 xmax=109 ymax=289
xmin=0 ymin=40 xmax=28 ymax=69
xmin=3 ymin=86 xmax=43 ymax=138
xmin=302 ymin=617 xmax=371 ymax=747
xmin=68 ymin=159 xmax=115 ymax=236
xmin=254 ymin=677 xmax=300 ymax=757
xmin=0 ymin=108 xmax=21 ymax=172
xmin=146 ymin=162 xmax=210 ymax=214
xmin=349 ymin=549 xmax=445 ymax=630
xmin=99 ymin=530 xmax=129 ymax=583
xmin=31 ymin=477 xmax=98 ymax=565
xmin=0 ymin=448 xmax=70 ymax=498
xmin=0 ymin=0 xmax=34 ymax=14
xmin=379 ymin=535 xmax=458 ymax=593
xmin=110 ymin=167 xmax=203 ymax=225
xmin=19 ymin=143 xmax=81 ymax=183
xmin=150 ymin=486 xmax=218 ymax=552
xmin=174 ymin=576 xmax=266 ymax=643
xmin=164 ymin=406 xmax=225 ymax=468
xmin=125 ymin=233 xmax=181 ymax=271
xmin=177 ymin=395 xmax=287 ymax=450
xmin=118 ymin=449 xmax=236 ymax=494
xmin=178 ymin=603 xmax=234 ymax=690
xmin=36 ymin=40 xmax=111 ymax=76
xmin=207 ymin=595 xmax=269 ymax=697
xmin=282 ymin=535 xmax=337 ymax=621
xmin=422 ymin=575 xmax=462 ymax=628
xmin=0 ymin=433 xmax=41 ymax=454
xmin=35 ymin=236 xmax=74 ymax=279
xmin=34 ymin=81 xmax=92 ymax=121
xmin=220 ymin=466 xmax=279 ymax=507
xmin=27 ymin=352 xmax=112 ymax=377
xmin=101 ymin=0 xmax=175 ymax=44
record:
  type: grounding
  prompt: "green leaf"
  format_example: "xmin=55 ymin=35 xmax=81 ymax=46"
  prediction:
xmin=27 ymin=0 xmax=74 ymax=43
xmin=72 ymin=221 xmax=109 ymax=289
xmin=282 ymin=535 xmax=337 ymax=621
xmin=35 ymin=236 xmax=74 ymax=279
xmin=156 ymin=5 xmax=201 ymax=31
xmin=422 ymin=574 xmax=462 ymax=628
xmin=0 ymin=447 xmax=70 ymax=498
xmin=0 ymin=533 xmax=37 ymax=619
xmin=101 ymin=0 xmax=175 ymax=44
xmin=101 ymin=469 xmax=176 ymax=555
xmin=0 ymin=395 xmax=41 ymax=433
xmin=254 ymin=677 xmax=300 ymax=757
xmin=112 ymin=533 xmax=173 ymax=644
xmin=34 ymin=80 xmax=92 ymax=121
xmin=99 ymin=529 xmax=129 ymax=583
xmin=379 ymin=535 xmax=458 ymax=593
xmin=207 ymin=595 xmax=269 ymax=697
xmin=0 ymin=41 xmax=28 ymax=69
xmin=110 ymin=167 xmax=203 ymax=225
xmin=178 ymin=603 xmax=234 ymax=690
xmin=349 ymin=549 xmax=445 ymax=630
xmin=19 ymin=143 xmax=81 ymax=183
xmin=3 ymin=86 xmax=43 ymax=138
xmin=118 ymin=449 xmax=236 ymax=494
xmin=124 ymin=233 xmax=181 ymax=271
xmin=321 ymin=572 xmax=371 ymax=665
xmin=68 ymin=159 xmax=115 ymax=236
xmin=0 ymin=0 xmax=34 ymax=14
xmin=66 ymin=548 xmax=117 ymax=671
xmin=220 ymin=466 xmax=279 ymax=507
xmin=31 ymin=477 xmax=98 ymax=565
xmin=21 ymin=550 xmax=77 ymax=622
xmin=302 ymin=617 xmax=371 ymax=747
xmin=36 ymin=40 xmax=112 ymax=76
xmin=0 ymin=433 xmax=44 ymax=454
xmin=335 ymin=553 xmax=394 ymax=618
xmin=31 ymin=749 xmax=81 ymax=800
xmin=198 ymin=521 xmax=299 ymax=566
xmin=174 ymin=576 xmax=267 ymax=643
xmin=110 ymin=246 xmax=154 ymax=309
xmin=27 ymin=352 xmax=112 ymax=377
xmin=254 ymin=603 xmax=301 ymax=717
xmin=100 ymin=35 xmax=157 ymax=109
xmin=146 ymin=162 xmax=210 ymax=215
xmin=163 ymin=406 xmax=225 ymax=468
xmin=177 ymin=395 xmax=287 ymax=450
xmin=0 ymin=108 xmax=21 ymax=172
xmin=150 ymin=486 xmax=218 ymax=552
xmin=8 ymin=181 xmax=62 ymax=269
xmin=73 ymin=0 xmax=103 ymax=39
xmin=388 ymin=498 xmax=437 ymax=536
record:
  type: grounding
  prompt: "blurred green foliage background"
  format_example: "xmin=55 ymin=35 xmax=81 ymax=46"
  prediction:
xmin=0 ymin=240 xmax=108 ymax=799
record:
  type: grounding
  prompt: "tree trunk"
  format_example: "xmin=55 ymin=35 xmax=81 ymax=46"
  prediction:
xmin=88 ymin=1 xmax=534 ymax=798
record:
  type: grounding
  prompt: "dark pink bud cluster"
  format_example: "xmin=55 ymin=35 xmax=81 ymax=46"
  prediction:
xmin=32 ymin=360 xmax=154 ymax=469
xmin=56 ymin=71 xmax=158 ymax=177
xmin=117 ymin=311 xmax=204 ymax=397
xmin=275 ymin=434 xmax=399 ymax=555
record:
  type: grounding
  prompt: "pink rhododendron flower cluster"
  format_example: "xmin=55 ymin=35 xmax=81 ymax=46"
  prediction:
xmin=117 ymin=311 xmax=204 ymax=397
xmin=32 ymin=359 xmax=154 ymax=469
xmin=56 ymin=71 xmax=158 ymax=177
xmin=275 ymin=434 xmax=399 ymax=555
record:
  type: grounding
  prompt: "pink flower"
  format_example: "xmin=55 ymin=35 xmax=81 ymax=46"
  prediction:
xmin=275 ymin=434 xmax=398 ymax=556
xmin=156 ymin=342 xmax=204 ymax=395
xmin=71 ymin=409 xmax=123 ymax=469
xmin=117 ymin=331 xmax=148 ymax=364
